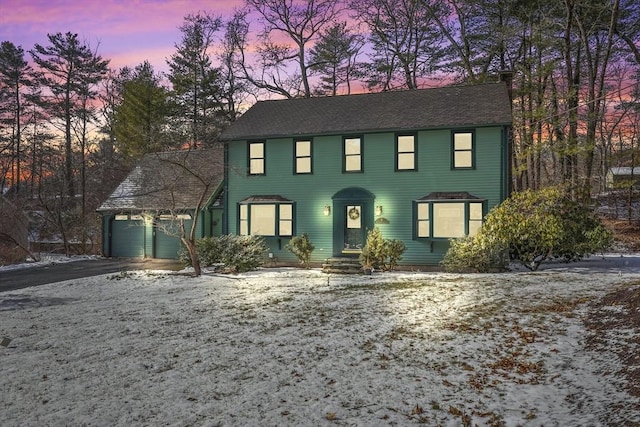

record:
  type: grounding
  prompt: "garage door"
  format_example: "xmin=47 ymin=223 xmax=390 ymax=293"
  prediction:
xmin=111 ymin=217 xmax=145 ymax=257
xmin=154 ymin=218 xmax=192 ymax=259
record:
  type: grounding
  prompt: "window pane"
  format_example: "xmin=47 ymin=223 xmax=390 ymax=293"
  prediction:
xmin=468 ymin=220 xmax=482 ymax=237
xmin=398 ymin=153 xmax=414 ymax=170
xmin=346 ymin=205 xmax=361 ymax=229
xmin=433 ymin=203 xmax=465 ymax=238
xmin=279 ymin=220 xmax=292 ymax=236
xmin=454 ymin=151 xmax=472 ymax=168
xmin=345 ymin=155 xmax=361 ymax=171
xmin=469 ymin=202 xmax=483 ymax=220
xmin=250 ymin=159 xmax=264 ymax=174
xmin=345 ymin=138 xmax=360 ymax=155
xmin=398 ymin=135 xmax=414 ymax=152
xmin=418 ymin=220 xmax=430 ymax=237
xmin=250 ymin=143 xmax=264 ymax=157
xmin=296 ymin=157 xmax=311 ymax=173
xmin=454 ymin=133 xmax=472 ymax=150
xmin=280 ymin=204 xmax=293 ymax=220
xmin=250 ymin=204 xmax=276 ymax=235
xmin=240 ymin=204 xmax=248 ymax=235
xmin=296 ymin=140 xmax=311 ymax=156
xmin=417 ymin=203 xmax=429 ymax=220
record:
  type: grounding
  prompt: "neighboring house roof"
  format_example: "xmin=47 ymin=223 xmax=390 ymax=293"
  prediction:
xmin=97 ymin=147 xmax=224 ymax=212
xmin=220 ymin=82 xmax=512 ymax=141
xmin=608 ymin=167 xmax=640 ymax=176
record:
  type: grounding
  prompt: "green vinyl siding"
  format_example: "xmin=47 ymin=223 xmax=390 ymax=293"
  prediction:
xmin=226 ymin=125 xmax=509 ymax=266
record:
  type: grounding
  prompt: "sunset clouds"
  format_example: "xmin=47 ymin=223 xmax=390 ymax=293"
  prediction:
xmin=0 ymin=0 xmax=244 ymax=71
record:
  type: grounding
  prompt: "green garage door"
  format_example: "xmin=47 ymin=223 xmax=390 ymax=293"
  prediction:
xmin=111 ymin=218 xmax=145 ymax=257
xmin=154 ymin=219 xmax=192 ymax=259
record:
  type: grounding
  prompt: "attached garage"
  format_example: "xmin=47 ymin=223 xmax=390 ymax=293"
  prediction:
xmin=153 ymin=216 xmax=194 ymax=259
xmin=97 ymin=148 xmax=224 ymax=260
xmin=110 ymin=215 xmax=146 ymax=258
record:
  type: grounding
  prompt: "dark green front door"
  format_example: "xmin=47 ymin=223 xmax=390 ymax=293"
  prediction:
xmin=332 ymin=187 xmax=375 ymax=257
xmin=343 ymin=204 xmax=365 ymax=253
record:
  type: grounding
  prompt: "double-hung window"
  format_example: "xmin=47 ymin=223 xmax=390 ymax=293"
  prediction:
xmin=248 ymin=141 xmax=265 ymax=175
xmin=343 ymin=136 xmax=362 ymax=172
xmin=239 ymin=197 xmax=294 ymax=237
xmin=452 ymin=131 xmax=474 ymax=169
xmin=396 ymin=134 xmax=416 ymax=171
xmin=414 ymin=193 xmax=485 ymax=239
xmin=295 ymin=139 xmax=312 ymax=174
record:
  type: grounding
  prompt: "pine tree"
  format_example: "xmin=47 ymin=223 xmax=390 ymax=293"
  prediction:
xmin=112 ymin=62 xmax=170 ymax=161
xmin=309 ymin=22 xmax=363 ymax=95
xmin=30 ymin=32 xmax=109 ymax=200
xmin=167 ymin=12 xmax=224 ymax=147
xmin=0 ymin=41 xmax=33 ymax=194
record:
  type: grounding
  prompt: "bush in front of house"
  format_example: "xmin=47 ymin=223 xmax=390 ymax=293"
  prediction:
xmin=179 ymin=234 xmax=267 ymax=273
xmin=385 ymin=238 xmax=407 ymax=270
xmin=286 ymin=233 xmax=315 ymax=268
xmin=441 ymin=234 xmax=509 ymax=273
xmin=359 ymin=227 xmax=407 ymax=271
xmin=442 ymin=186 xmax=613 ymax=272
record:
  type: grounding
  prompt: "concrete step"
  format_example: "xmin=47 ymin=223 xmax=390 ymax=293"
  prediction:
xmin=321 ymin=257 xmax=363 ymax=274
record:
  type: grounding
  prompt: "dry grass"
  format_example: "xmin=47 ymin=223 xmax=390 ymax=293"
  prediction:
xmin=585 ymin=281 xmax=640 ymax=409
xmin=603 ymin=218 xmax=640 ymax=252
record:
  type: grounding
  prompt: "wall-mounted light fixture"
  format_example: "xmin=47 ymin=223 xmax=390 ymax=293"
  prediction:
xmin=375 ymin=205 xmax=383 ymax=216
xmin=323 ymin=205 xmax=331 ymax=216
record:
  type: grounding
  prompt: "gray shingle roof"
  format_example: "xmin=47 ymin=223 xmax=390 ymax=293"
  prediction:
xmin=220 ymin=82 xmax=512 ymax=141
xmin=97 ymin=147 xmax=224 ymax=212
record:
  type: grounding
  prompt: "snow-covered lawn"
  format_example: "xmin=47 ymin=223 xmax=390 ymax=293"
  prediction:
xmin=1 ymin=267 xmax=639 ymax=426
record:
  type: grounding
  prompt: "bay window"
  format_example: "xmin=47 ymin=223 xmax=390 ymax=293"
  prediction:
xmin=414 ymin=192 xmax=485 ymax=239
xmin=239 ymin=196 xmax=294 ymax=237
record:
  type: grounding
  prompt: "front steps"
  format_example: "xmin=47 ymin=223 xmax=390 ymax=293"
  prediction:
xmin=321 ymin=257 xmax=363 ymax=274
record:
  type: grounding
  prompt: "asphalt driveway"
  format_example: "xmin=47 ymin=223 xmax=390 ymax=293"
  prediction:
xmin=0 ymin=258 xmax=183 ymax=293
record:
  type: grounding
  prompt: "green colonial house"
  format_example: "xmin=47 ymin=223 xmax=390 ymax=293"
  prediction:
xmin=220 ymin=82 xmax=512 ymax=267
xmin=98 ymin=148 xmax=224 ymax=259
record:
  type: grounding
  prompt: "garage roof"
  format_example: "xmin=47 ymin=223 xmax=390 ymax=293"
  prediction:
xmin=97 ymin=147 xmax=223 ymax=212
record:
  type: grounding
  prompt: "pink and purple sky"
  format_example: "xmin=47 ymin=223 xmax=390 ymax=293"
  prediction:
xmin=0 ymin=0 xmax=244 ymax=73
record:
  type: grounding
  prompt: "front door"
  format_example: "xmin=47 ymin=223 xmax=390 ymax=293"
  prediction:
xmin=332 ymin=187 xmax=375 ymax=257
xmin=343 ymin=204 xmax=365 ymax=254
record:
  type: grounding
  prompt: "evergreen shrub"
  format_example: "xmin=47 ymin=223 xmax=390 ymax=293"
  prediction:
xmin=286 ymin=233 xmax=315 ymax=268
xmin=179 ymin=234 xmax=267 ymax=273
xmin=442 ymin=186 xmax=612 ymax=272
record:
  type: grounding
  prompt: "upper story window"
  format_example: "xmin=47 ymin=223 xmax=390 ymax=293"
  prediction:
xmin=396 ymin=134 xmax=416 ymax=171
xmin=343 ymin=136 xmax=362 ymax=173
xmin=248 ymin=141 xmax=265 ymax=175
xmin=295 ymin=139 xmax=312 ymax=174
xmin=414 ymin=192 xmax=485 ymax=239
xmin=452 ymin=131 xmax=474 ymax=169
xmin=239 ymin=197 xmax=294 ymax=237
